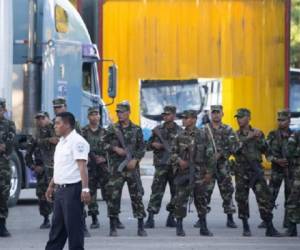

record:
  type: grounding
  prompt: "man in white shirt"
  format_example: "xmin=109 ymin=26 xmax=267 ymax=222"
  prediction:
xmin=45 ymin=112 xmax=91 ymax=250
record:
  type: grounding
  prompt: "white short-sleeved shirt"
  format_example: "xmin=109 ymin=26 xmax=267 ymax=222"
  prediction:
xmin=53 ymin=129 xmax=90 ymax=185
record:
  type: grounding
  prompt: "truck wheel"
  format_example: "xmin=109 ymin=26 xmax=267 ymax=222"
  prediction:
xmin=8 ymin=151 xmax=22 ymax=207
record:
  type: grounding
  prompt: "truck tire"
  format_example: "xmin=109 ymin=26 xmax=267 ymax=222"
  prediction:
xmin=8 ymin=151 xmax=22 ymax=207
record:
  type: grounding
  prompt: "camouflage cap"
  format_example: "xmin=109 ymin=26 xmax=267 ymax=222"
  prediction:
xmin=0 ymin=98 xmax=6 ymax=108
xmin=211 ymin=105 xmax=223 ymax=112
xmin=234 ymin=108 xmax=251 ymax=118
xmin=88 ymin=106 xmax=99 ymax=115
xmin=116 ymin=101 xmax=130 ymax=112
xmin=180 ymin=110 xmax=198 ymax=119
xmin=35 ymin=111 xmax=49 ymax=119
xmin=52 ymin=98 xmax=66 ymax=107
xmin=161 ymin=105 xmax=176 ymax=115
xmin=277 ymin=109 xmax=290 ymax=120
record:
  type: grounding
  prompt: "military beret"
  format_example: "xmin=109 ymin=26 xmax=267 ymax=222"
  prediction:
xmin=277 ymin=109 xmax=290 ymax=120
xmin=52 ymin=98 xmax=66 ymax=107
xmin=35 ymin=111 xmax=49 ymax=119
xmin=116 ymin=101 xmax=130 ymax=112
xmin=88 ymin=107 xmax=99 ymax=115
xmin=0 ymin=98 xmax=6 ymax=108
xmin=211 ymin=105 xmax=223 ymax=112
xmin=180 ymin=110 xmax=198 ymax=119
xmin=234 ymin=108 xmax=251 ymax=118
xmin=161 ymin=105 xmax=176 ymax=115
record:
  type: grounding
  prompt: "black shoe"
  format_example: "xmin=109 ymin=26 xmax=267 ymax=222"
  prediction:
xmin=226 ymin=214 xmax=237 ymax=228
xmin=176 ymin=218 xmax=185 ymax=237
xmin=193 ymin=219 xmax=201 ymax=228
xmin=40 ymin=216 xmax=51 ymax=229
xmin=284 ymin=222 xmax=298 ymax=237
xmin=109 ymin=218 xmax=118 ymax=237
xmin=265 ymin=221 xmax=282 ymax=237
xmin=116 ymin=217 xmax=125 ymax=229
xmin=258 ymin=221 xmax=267 ymax=228
xmin=166 ymin=213 xmax=176 ymax=228
xmin=199 ymin=216 xmax=213 ymax=236
xmin=242 ymin=219 xmax=252 ymax=237
xmin=137 ymin=219 xmax=147 ymax=237
xmin=0 ymin=219 xmax=11 ymax=237
xmin=144 ymin=212 xmax=155 ymax=229
xmin=90 ymin=215 xmax=100 ymax=229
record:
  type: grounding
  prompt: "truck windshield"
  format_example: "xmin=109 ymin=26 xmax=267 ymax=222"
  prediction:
xmin=290 ymin=69 xmax=300 ymax=111
xmin=141 ymin=79 xmax=202 ymax=118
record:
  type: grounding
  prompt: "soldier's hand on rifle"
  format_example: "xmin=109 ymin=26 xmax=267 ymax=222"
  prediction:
xmin=49 ymin=137 xmax=59 ymax=145
xmin=95 ymin=156 xmax=106 ymax=164
xmin=127 ymin=159 xmax=138 ymax=171
xmin=275 ymin=158 xmax=289 ymax=168
xmin=152 ymin=142 xmax=164 ymax=150
xmin=0 ymin=143 xmax=6 ymax=152
xmin=214 ymin=152 xmax=222 ymax=160
xmin=178 ymin=158 xmax=188 ymax=170
xmin=203 ymin=173 xmax=212 ymax=184
xmin=113 ymin=146 xmax=127 ymax=156
xmin=34 ymin=165 xmax=43 ymax=174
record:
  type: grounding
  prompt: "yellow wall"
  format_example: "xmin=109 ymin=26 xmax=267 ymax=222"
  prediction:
xmin=102 ymin=0 xmax=286 ymax=133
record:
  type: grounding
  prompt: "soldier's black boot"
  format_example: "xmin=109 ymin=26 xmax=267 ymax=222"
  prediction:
xmin=284 ymin=221 xmax=297 ymax=237
xmin=265 ymin=220 xmax=281 ymax=237
xmin=199 ymin=216 xmax=213 ymax=236
xmin=83 ymin=219 xmax=91 ymax=238
xmin=109 ymin=217 xmax=118 ymax=237
xmin=166 ymin=212 xmax=176 ymax=228
xmin=144 ymin=212 xmax=155 ymax=228
xmin=242 ymin=219 xmax=252 ymax=237
xmin=0 ymin=218 xmax=11 ymax=237
xmin=193 ymin=218 xmax=201 ymax=228
xmin=40 ymin=216 xmax=51 ymax=229
xmin=257 ymin=220 xmax=267 ymax=228
xmin=90 ymin=215 xmax=100 ymax=229
xmin=176 ymin=218 xmax=185 ymax=237
xmin=226 ymin=214 xmax=237 ymax=228
xmin=116 ymin=216 xmax=125 ymax=229
xmin=137 ymin=218 xmax=147 ymax=237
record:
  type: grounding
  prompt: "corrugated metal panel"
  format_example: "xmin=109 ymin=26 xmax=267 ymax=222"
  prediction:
xmin=102 ymin=0 xmax=286 ymax=133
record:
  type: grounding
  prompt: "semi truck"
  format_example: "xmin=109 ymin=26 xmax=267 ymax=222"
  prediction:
xmin=0 ymin=0 xmax=116 ymax=205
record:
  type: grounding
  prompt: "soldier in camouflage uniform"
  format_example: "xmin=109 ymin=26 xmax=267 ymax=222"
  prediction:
xmin=257 ymin=110 xmax=293 ymax=229
xmin=105 ymin=101 xmax=147 ymax=237
xmin=82 ymin=107 xmax=110 ymax=229
xmin=234 ymin=108 xmax=281 ymax=237
xmin=26 ymin=111 xmax=56 ymax=229
xmin=52 ymin=98 xmax=91 ymax=237
xmin=0 ymin=98 xmax=16 ymax=237
xmin=194 ymin=105 xmax=237 ymax=229
xmin=284 ymin=129 xmax=300 ymax=236
xmin=144 ymin=106 xmax=182 ymax=229
xmin=171 ymin=110 xmax=213 ymax=236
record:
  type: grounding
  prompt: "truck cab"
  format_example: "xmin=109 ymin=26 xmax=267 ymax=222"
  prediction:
xmin=8 ymin=0 xmax=115 ymax=205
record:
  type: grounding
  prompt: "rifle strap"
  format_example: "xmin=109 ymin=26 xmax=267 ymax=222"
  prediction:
xmin=206 ymin=124 xmax=217 ymax=154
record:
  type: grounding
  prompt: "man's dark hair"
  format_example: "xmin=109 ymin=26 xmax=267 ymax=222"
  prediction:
xmin=56 ymin=112 xmax=75 ymax=129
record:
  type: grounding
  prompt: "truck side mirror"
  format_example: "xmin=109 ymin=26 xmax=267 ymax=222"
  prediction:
xmin=108 ymin=65 xmax=117 ymax=98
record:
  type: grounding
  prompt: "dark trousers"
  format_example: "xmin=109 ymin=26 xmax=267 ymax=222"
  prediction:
xmin=45 ymin=182 xmax=84 ymax=250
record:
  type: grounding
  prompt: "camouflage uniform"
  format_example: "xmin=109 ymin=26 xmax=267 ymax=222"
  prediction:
xmin=146 ymin=107 xmax=182 ymax=216
xmin=266 ymin=111 xmax=293 ymax=223
xmin=82 ymin=123 xmax=109 ymax=217
xmin=234 ymin=113 xmax=273 ymax=222
xmin=204 ymin=115 xmax=237 ymax=214
xmin=286 ymin=131 xmax=300 ymax=224
xmin=0 ymin=112 xmax=16 ymax=219
xmin=105 ymin=121 xmax=146 ymax=219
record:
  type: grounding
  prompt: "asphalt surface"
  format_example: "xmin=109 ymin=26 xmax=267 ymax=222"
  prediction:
xmin=0 ymin=154 xmax=299 ymax=250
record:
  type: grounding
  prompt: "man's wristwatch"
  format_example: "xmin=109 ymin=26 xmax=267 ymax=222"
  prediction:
xmin=82 ymin=188 xmax=90 ymax=193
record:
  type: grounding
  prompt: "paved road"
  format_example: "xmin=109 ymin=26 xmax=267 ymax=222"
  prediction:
xmin=1 ymin=174 xmax=299 ymax=250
